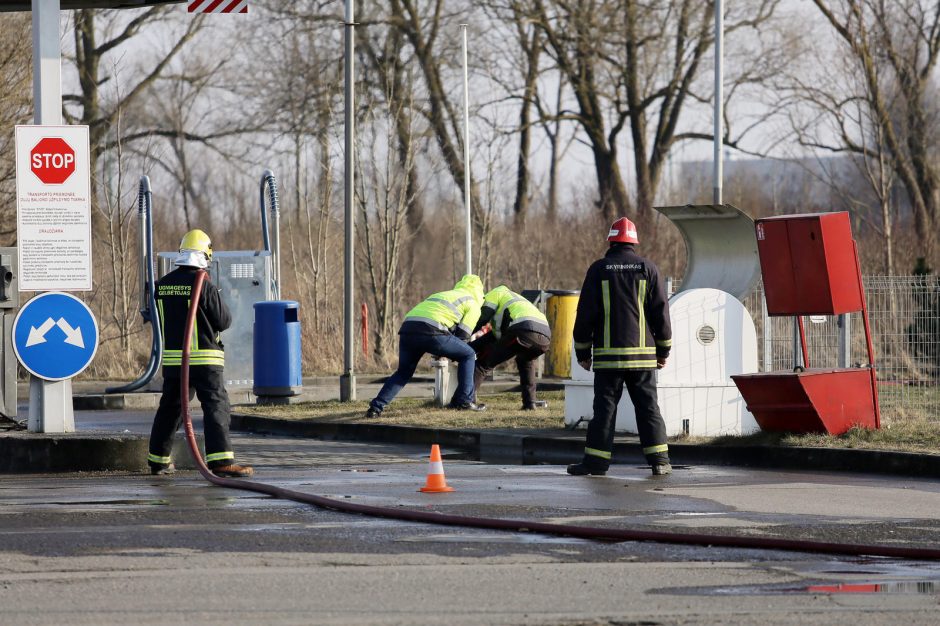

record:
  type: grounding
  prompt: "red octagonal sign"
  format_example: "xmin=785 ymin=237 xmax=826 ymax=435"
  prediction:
xmin=30 ymin=137 xmax=76 ymax=185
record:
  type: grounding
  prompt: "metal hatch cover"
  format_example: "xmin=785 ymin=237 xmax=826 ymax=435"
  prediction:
xmin=654 ymin=204 xmax=760 ymax=300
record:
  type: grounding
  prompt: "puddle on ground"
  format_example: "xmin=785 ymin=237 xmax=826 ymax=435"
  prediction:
xmin=807 ymin=582 xmax=937 ymax=594
xmin=656 ymin=580 xmax=939 ymax=596
xmin=396 ymin=532 xmax=591 ymax=545
xmin=47 ymin=499 xmax=169 ymax=507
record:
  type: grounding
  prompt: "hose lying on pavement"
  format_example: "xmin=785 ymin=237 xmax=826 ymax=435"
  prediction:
xmin=181 ymin=270 xmax=940 ymax=561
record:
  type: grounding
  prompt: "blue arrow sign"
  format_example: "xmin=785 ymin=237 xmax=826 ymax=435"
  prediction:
xmin=13 ymin=292 xmax=99 ymax=381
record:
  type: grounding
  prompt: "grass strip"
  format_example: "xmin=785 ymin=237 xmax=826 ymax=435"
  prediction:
xmin=239 ymin=390 xmax=939 ymax=454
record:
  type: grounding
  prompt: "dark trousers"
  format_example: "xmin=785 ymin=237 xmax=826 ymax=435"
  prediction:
xmin=582 ymin=369 xmax=669 ymax=470
xmin=370 ymin=332 xmax=476 ymax=411
xmin=470 ymin=330 xmax=550 ymax=406
xmin=149 ymin=367 xmax=235 ymax=468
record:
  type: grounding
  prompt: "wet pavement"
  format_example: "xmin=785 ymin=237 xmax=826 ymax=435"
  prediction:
xmin=1 ymin=428 xmax=939 ymax=624
xmin=1 ymin=391 xmax=939 ymax=623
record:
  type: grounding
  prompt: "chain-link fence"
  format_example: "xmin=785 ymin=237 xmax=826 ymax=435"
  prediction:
xmin=738 ymin=276 xmax=940 ymax=423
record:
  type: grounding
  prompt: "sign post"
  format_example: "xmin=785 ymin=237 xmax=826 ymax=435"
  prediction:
xmin=13 ymin=292 xmax=98 ymax=432
xmin=15 ymin=125 xmax=92 ymax=433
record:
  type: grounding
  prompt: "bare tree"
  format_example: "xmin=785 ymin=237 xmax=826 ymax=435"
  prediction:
xmin=64 ymin=8 xmax=205 ymax=204
xmin=357 ymin=84 xmax=419 ymax=361
xmin=248 ymin=5 xmax=344 ymax=336
xmin=796 ymin=0 xmax=940 ymax=258
xmin=385 ymin=0 xmax=487 ymax=229
xmin=0 ymin=12 xmax=33 ymax=241
xmin=360 ymin=14 xmax=427 ymax=232
xmin=95 ymin=103 xmax=137 ymax=360
xmin=507 ymin=0 xmax=782 ymax=225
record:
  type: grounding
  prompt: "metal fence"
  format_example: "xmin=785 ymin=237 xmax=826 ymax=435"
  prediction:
xmin=739 ymin=276 xmax=940 ymax=423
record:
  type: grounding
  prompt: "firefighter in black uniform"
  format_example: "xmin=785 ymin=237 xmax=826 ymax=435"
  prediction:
xmin=567 ymin=217 xmax=673 ymax=477
xmin=147 ymin=229 xmax=253 ymax=478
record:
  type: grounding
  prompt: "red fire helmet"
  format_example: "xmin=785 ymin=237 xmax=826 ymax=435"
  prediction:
xmin=607 ymin=217 xmax=639 ymax=244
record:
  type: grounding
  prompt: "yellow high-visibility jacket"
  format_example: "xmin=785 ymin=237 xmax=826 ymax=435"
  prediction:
xmin=399 ymin=274 xmax=485 ymax=340
xmin=474 ymin=285 xmax=550 ymax=340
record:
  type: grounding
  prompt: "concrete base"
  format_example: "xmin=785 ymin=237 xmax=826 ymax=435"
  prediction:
xmin=255 ymin=395 xmax=306 ymax=406
xmin=0 ymin=433 xmax=204 ymax=473
xmin=73 ymin=392 xmax=163 ymax=410
xmin=340 ymin=374 xmax=357 ymax=401
xmin=564 ymin=379 xmax=759 ymax=437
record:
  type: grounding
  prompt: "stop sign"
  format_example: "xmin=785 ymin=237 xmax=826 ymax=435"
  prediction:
xmin=30 ymin=137 xmax=76 ymax=185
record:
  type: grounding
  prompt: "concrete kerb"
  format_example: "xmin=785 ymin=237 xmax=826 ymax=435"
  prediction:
xmin=71 ymin=378 xmax=562 ymax=411
xmin=230 ymin=413 xmax=940 ymax=479
xmin=0 ymin=434 xmax=203 ymax=474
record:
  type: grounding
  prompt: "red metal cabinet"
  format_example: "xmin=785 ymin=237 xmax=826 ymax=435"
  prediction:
xmin=733 ymin=211 xmax=880 ymax=435
xmin=732 ymin=369 xmax=877 ymax=434
xmin=756 ymin=212 xmax=863 ymax=315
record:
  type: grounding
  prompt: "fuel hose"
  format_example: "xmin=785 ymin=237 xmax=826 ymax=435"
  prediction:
xmin=180 ymin=271 xmax=940 ymax=561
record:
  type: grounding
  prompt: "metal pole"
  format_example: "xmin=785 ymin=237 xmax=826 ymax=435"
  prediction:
xmin=792 ymin=316 xmax=804 ymax=369
xmin=461 ymin=24 xmax=472 ymax=275
xmin=32 ymin=0 xmax=62 ymax=125
xmin=762 ymin=291 xmax=773 ymax=372
xmin=712 ymin=0 xmax=723 ymax=206
xmin=838 ymin=313 xmax=851 ymax=368
xmin=340 ymin=0 xmax=357 ymax=401
xmin=27 ymin=0 xmax=73 ymax=433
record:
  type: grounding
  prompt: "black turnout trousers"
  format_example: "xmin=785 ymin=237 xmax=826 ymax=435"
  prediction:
xmin=148 ymin=367 xmax=235 ymax=468
xmin=584 ymin=369 xmax=669 ymax=470
xmin=471 ymin=329 xmax=550 ymax=406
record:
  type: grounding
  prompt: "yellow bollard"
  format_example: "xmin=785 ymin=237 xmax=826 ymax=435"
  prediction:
xmin=545 ymin=291 xmax=579 ymax=378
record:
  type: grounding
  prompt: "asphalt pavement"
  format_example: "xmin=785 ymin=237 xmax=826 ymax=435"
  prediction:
xmin=1 ymin=435 xmax=939 ymax=625
xmin=3 ymin=379 xmax=940 ymax=625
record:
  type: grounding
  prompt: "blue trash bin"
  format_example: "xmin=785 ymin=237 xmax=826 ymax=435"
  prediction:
xmin=253 ymin=300 xmax=302 ymax=397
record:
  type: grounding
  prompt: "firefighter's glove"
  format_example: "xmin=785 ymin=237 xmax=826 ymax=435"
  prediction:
xmin=578 ymin=359 xmax=592 ymax=371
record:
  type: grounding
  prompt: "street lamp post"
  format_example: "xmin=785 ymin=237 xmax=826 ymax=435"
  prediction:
xmin=340 ymin=0 xmax=357 ymax=401
xmin=460 ymin=24 xmax=471 ymax=276
xmin=713 ymin=0 xmax=723 ymax=206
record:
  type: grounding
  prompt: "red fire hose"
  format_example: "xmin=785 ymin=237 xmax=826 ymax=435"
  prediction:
xmin=181 ymin=271 xmax=940 ymax=560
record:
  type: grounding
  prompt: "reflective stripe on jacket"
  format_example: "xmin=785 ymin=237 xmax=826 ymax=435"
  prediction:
xmin=475 ymin=285 xmax=550 ymax=340
xmin=572 ymin=244 xmax=671 ymax=370
xmin=156 ymin=267 xmax=231 ymax=370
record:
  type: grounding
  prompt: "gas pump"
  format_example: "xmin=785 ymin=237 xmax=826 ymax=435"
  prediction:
xmin=0 ymin=248 xmax=18 ymax=419
xmin=109 ymin=170 xmax=282 ymax=392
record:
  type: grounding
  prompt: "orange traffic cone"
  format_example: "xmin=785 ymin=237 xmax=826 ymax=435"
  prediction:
xmin=419 ymin=444 xmax=455 ymax=493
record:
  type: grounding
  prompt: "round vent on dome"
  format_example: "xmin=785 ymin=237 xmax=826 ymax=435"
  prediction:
xmin=697 ymin=324 xmax=716 ymax=345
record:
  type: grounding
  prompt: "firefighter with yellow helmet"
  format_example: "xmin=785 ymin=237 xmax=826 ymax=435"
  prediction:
xmin=147 ymin=229 xmax=253 ymax=478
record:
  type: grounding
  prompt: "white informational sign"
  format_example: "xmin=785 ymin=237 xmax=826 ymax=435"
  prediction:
xmin=15 ymin=125 xmax=92 ymax=292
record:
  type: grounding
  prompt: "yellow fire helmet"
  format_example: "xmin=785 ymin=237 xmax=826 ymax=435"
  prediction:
xmin=179 ymin=228 xmax=213 ymax=263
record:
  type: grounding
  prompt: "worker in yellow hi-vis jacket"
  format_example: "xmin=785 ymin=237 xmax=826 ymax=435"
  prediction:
xmin=367 ymin=274 xmax=486 ymax=417
xmin=469 ymin=286 xmax=551 ymax=410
